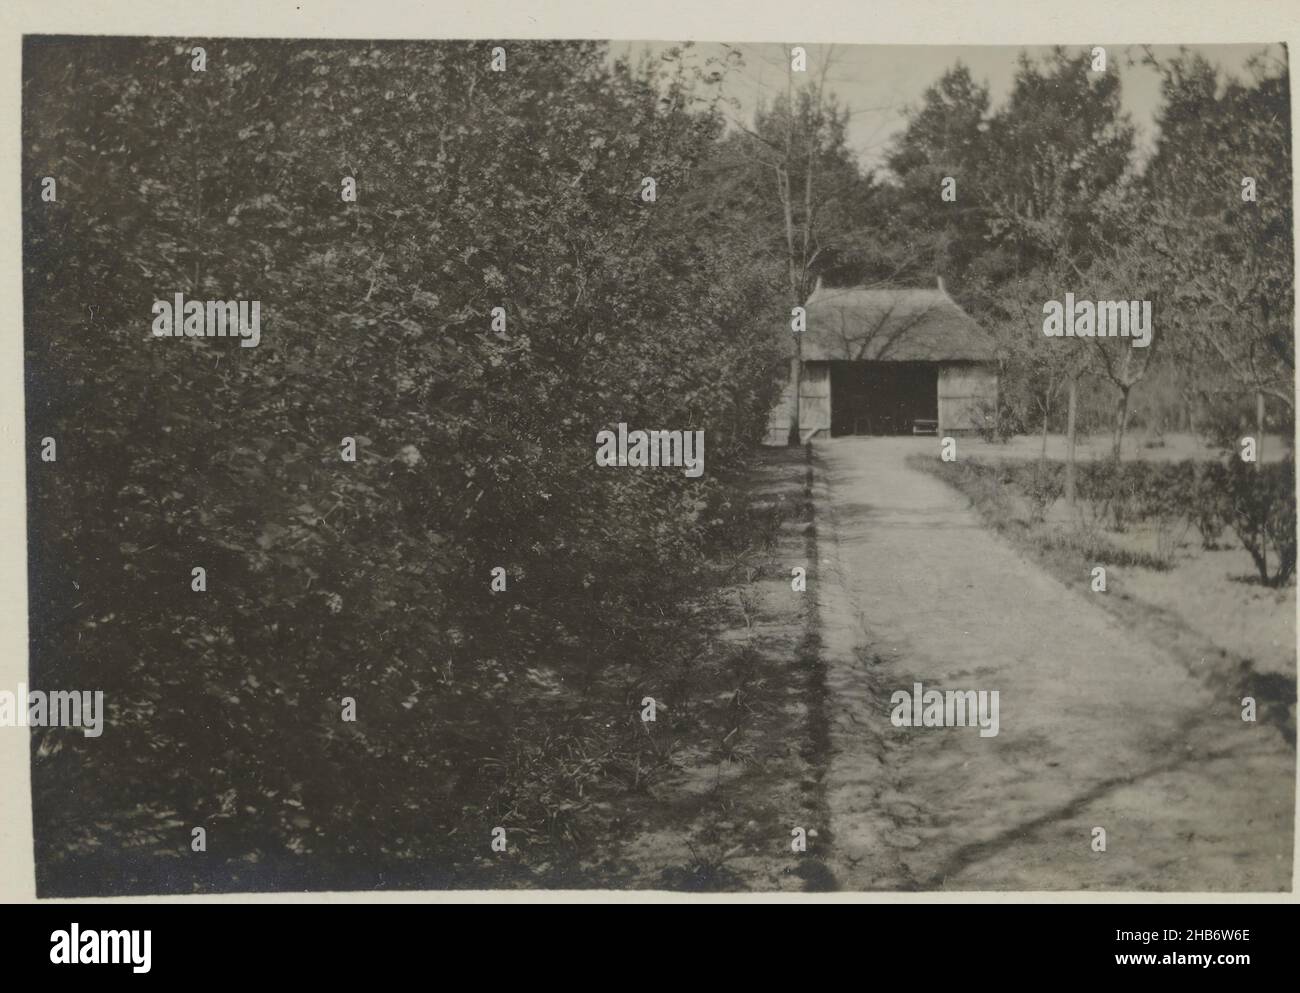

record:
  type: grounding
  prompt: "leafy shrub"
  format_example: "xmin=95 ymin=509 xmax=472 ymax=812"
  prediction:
xmin=23 ymin=38 xmax=789 ymax=894
xmin=1003 ymin=462 xmax=1065 ymax=523
xmin=1076 ymin=460 xmax=1130 ymax=530
xmin=1073 ymin=460 xmax=1187 ymax=535
xmin=1081 ymin=454 xmax=1300 ymax=583
xmin=1192 ymin=464 xmax=1231 ymax=548
xmin=1220 ymin=457 xmax=1297 ymax=587
xmin=971 ymin=395 xmax=1022 ymax=443
xmin=910 ymin=456 xmax=1172 ymax=570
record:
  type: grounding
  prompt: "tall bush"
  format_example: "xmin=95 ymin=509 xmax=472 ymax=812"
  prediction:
xmin=23 ymin=38 xmax=786 ymax=891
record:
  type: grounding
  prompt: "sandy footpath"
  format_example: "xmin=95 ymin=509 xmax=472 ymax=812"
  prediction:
xmin=812 ymin=436 xmax=1294 ymax=891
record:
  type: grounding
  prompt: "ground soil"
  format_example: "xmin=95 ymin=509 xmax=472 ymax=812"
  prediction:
xmin=585 ymin=445 xmax=835 ymax=890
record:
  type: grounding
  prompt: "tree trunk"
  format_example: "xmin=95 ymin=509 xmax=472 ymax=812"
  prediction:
xmin=1065 ymin=378 xmax=1078 ymax=507
xmin=789 ymin=353 xmax=802 ymax=446
xmin=1256 ymin=391 xmax=1265 ymax=471
xmin=1257 ymin=390 xmax=1267 ymax=578
xmin=1112 ymin=387 xmax=1130 ymax=461
xmin=1038 ymin=397 xmax=1051 ymax=472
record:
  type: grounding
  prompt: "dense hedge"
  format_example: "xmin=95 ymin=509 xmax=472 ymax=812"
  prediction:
xmin=23 ymin=39 xmax=787 ymax=892
xmin=994 ymin=456 xmax=1296 ymax=584
xmin=922 ymin=453 xmax=1295 ymax=586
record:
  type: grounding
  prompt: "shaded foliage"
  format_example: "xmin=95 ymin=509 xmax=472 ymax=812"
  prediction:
xmin=23 ymin=37 xmax=787 ymax=892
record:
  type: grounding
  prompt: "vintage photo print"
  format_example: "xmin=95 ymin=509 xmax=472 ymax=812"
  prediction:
xmin=5 ymin=2 xmax=1298 ymax=900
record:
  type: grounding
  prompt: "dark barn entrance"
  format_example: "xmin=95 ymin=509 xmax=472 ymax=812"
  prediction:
xmin=830 ymin=361 xmax=938 ymax=436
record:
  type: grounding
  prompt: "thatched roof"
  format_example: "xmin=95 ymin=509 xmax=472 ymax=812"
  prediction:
xmin=790 ymin=284 xmax=996 ymax=363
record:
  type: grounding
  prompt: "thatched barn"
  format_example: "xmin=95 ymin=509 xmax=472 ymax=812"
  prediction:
xmin=764 ymin=279 xmax=999 ymax=444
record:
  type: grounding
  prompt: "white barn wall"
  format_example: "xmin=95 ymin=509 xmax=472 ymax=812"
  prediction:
xmin=799 ymin=361 xmax=832 ymax=441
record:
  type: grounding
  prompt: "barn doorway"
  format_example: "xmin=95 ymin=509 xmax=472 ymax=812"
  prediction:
xmin=830 ymin=361 xmax=938 ymax=436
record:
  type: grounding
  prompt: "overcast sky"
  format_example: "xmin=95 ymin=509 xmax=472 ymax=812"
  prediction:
xmin=612 ymin=42 xmax=1285 ymax=174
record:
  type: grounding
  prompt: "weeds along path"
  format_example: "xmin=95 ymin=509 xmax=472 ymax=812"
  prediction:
xmin=812 ymin=436 xmax=1294 ymax=891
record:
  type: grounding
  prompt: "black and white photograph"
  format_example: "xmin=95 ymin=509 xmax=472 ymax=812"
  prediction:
xmin=9 ymin=4 xmax=1298 ymax=907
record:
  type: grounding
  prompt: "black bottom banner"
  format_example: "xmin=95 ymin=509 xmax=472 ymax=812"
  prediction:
xmin=0 ymin=901 xmax=1292 ymax=981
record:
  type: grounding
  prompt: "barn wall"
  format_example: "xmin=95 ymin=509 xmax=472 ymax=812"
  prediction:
xmin=938 ymin=363 xmax=997 ymax=434
xmin=799 ymin=361 xmax=832 ymax=440
xmin=767 ymin=359 xmax=992 ymax=443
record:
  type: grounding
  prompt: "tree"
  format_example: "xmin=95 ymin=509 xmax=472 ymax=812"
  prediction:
xmin=707 ymin=45 xmax=877 ymax=441
xmin=877 ymin=63 xmax=998 ymax=296
xmin=1140 ymin=49 xmax=1293 ymax=430
xmin=1000 ymin=265 xmax=1094 ymax=465
xmin=975 ymin=49 xmax=1140 ymax=458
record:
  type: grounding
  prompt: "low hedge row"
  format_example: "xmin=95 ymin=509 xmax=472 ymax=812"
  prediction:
xmin=975 ymin=456 xmax=1295 ymax=586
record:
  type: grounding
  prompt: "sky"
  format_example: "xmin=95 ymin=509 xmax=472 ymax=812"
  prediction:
xmin=611 ymin=42 xmax=1285 ymax=174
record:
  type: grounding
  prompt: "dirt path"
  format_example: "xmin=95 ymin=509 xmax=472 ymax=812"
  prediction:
xmin=812 ymin=437 xmax=1294 ymax=891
